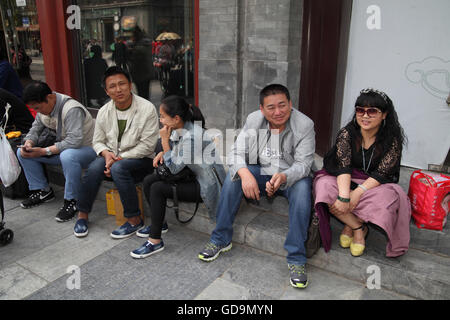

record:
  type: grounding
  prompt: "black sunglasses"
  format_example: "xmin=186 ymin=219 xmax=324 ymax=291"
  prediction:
xmin=355 ymin=106 xmax=382 ymax=118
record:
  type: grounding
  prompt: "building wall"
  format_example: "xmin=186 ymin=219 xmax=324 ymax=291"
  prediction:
xmin=198 ymin=0 xmax=303 ymax=133
xmin=341 ymin=0 xmax=450 ymax=169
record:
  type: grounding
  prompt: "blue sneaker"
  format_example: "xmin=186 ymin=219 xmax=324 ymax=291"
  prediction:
xmin=136 ymin=222 xmax=169 ymax=238
xmin=74 ymin=219 xmax=88 ymax=238
xmin=110 ymin=220 xmax=144 ymax=239
xmin=130 ymin=240 xmax=164 ymax=259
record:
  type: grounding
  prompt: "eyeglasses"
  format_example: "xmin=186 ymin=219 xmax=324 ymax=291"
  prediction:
xmin=355 ymin=106 xmax=382 ymax=118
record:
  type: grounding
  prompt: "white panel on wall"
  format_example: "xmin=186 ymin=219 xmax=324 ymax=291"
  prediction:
xmin=341 ymin=0 xmax=450 ymax=169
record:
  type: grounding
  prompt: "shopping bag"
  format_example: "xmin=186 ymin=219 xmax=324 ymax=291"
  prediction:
xmin=105 ymin=187 xmax=145 ymax=226
xmin=0 ymin=104 xmax=21 ymax=187
xmin=408 ymin=170 xmax=450 ymax=231
xmin=0 ymin=129 xmax=21 ymax=187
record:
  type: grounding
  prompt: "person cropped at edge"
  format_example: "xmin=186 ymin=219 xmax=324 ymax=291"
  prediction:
xmin=198 ymin=84 xmax=316 ymax=289
xmin=0 ymin=48 xmax=23 ymax=99
xmin=74 ymin=66 xmax=159 ymax=239
xmin=0 ymin=88 xmax=34 ymax=134
xmin=17 ymin=81 xmax=96 ymax=222
xmin=130 ymin=95 xmax=226 ymax=259
xmin=313 ymin=88 xmax=411 ymax=258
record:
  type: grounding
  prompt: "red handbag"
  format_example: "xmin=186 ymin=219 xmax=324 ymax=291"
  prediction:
xmin=408 ymin=170 xmax=450 ymax=231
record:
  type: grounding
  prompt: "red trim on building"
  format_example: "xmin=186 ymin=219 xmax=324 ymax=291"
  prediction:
xmin=194 ymin=0 xmax=199 ymax=107
xmin=36 ymin=0 xmax=78 ymax=98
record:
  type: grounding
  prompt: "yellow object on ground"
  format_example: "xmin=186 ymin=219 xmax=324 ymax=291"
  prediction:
xmin=106 ymin=186 xmax=145 ymax=225
xmin=6 ymin=131 xmax=22 ymax=139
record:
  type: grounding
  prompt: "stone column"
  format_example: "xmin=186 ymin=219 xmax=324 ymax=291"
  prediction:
xmin=198 ymin=0 xmax=303 ymax=132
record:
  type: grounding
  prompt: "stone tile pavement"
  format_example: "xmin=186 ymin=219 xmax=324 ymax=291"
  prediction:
xmin=0 ymin=184 xmax=412 ymax=301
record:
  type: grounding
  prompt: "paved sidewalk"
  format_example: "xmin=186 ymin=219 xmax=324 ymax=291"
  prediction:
xmin=0 ymin=184 xmax=412 ymax=300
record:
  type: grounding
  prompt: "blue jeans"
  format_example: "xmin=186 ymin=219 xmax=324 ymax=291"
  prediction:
xmin=16 ymin=146 xmax=97 ymax=200
xmin=76 ymin=156 xmax=153 ymax=218
xmin=210 ymin=165 xmax=312 ymax=265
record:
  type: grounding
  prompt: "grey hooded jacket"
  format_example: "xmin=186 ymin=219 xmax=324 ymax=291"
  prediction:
xmin=228 ymin=108 xmax=315 ymax=190
xmin=163 ymin=121 xmax=226 ymax=220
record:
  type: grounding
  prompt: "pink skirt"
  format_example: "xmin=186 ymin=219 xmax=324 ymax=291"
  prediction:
xmin=313 ymin=170 xmax=411 ymax=257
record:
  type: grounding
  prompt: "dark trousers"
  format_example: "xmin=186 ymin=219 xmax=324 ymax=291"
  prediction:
xmin=134 ymin=80 xmax=151 ymax=100
xmin=143 ymin=173 xmax=201 ymax=239
xmin=77 ymin=157 xmax=153 ymax=218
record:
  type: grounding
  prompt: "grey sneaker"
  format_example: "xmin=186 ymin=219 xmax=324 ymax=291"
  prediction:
xmin=289 ymin=264 xmax=308 ymax=289
xmin=198 ymin=241 xmax=232 ymax=262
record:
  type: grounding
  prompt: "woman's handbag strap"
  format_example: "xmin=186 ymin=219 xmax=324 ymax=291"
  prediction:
xmin=171 ymin=181 xmax=201 ymax=224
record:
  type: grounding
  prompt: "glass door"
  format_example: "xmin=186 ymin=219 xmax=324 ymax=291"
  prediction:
xmin=0 ymin=0 xmax=45 ymax=87
xmin=76 ymin=0 xmax=195 ymax=109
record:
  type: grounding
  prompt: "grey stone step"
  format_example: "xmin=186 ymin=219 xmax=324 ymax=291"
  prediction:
xmin=408 ymin=221 xmax=450 ymax=257
xmin=309 ymin=219 xmax=450 ymax=300
xmin=244 ymin=194 xmax=450 ymax=258
xmin=45 ymin=163 xmax=450 ymax=299
xmin=168 ymin=200 xmax=449 ymax=300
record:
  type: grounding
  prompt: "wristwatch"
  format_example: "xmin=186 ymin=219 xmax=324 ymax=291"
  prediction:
xmin=45 ymin=147 xmax=52 ymax=156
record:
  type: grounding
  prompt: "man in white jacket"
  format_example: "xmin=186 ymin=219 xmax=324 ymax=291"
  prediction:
xmin=74 ymin=66 xmax=159 ymax=239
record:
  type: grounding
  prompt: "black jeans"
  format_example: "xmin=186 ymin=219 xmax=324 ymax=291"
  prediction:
xmin=134 ymin=80 xmax=151 ymax=100
xmin=143 ymin=173 xmax=201 ymax=239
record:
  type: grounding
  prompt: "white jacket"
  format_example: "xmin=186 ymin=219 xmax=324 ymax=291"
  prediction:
xmin=93 ymin=94 xmax=159 ymax=159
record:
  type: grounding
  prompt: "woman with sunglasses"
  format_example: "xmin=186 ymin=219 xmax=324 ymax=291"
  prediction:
xmin=313 ymin=88 xmax=411 ymax=257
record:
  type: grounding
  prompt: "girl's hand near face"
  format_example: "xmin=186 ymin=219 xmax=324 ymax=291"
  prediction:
xmin=159 ymin=125 xmax=172 ymax=142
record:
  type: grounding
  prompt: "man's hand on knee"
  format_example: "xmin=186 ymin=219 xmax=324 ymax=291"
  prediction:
xmin=267 ymin=173 xmax=287 ymax=197
xmin=238 ymin=168 xmax=260 ymax=200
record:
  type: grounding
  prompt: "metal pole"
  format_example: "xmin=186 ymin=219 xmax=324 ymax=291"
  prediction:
xmin=6 ymin=0 xmax=19 ymax=68
xmin=184 ymin=0 xmax=189 ymax=97
xmin=0 ymin=0 xmax=12 ymax=62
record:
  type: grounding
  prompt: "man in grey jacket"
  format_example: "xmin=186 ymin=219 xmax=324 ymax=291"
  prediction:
xmin=198 ymin=84 xmax=315 ymax=289
xmin=17 ymin=81 xmax=96 ymax=222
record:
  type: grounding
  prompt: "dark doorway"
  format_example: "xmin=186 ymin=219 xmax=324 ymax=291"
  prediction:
xmin=103 ymin=19 xmax=114 ymax=53
xmin=299 ymin=0 xmax=352 ymax=156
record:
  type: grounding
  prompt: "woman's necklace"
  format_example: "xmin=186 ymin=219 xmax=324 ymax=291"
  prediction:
xmin=362 ymin=145 xmax=375 ymax=173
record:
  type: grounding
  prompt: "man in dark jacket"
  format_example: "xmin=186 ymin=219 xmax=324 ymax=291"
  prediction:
xmin=84 ymin=45 xmax=108 ymax=107
xmin=112 ymin=37 xmax=128 ymax=71
xmin=128 ymin=27 xmax=153 ymax=100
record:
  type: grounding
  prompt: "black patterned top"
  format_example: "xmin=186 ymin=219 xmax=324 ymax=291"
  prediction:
xmin=323 ymin=125 xmax=402 ymax=184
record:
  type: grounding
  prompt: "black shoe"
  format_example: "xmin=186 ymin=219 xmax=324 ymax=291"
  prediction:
xmin=55 ymin=199 xmax=78 ymax=222
xmin=20 ymin=188 xmax=55 ymax=209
